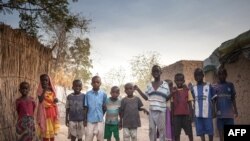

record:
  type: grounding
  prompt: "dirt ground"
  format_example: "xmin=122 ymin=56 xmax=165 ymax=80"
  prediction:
xmin=55 ymin=113 xmax=219 ymax=141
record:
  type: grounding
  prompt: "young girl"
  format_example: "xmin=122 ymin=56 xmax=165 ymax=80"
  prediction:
xmin=16 ymin=81 xmax=36 ymax=141
xmin=37 ymin=74 xmax=60 ymax=141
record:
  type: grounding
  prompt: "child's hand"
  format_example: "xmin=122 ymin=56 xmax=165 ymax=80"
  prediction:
xmin=84 ymin=121 xmax=87 ymax=127
xmin=143 ymin=109 xmax=149 ymax=115
xmin=134 ymin=85 xmax=138 ymax=91
xmin=65 ymin=119 xmax=69 ymax=127
xmin=119 ymin=122 xmax=122 ymax=130
xmin=53 ymin=98 xmax=58 ymax=103
xmin=235 ymin=111 xmax=238 ymax=118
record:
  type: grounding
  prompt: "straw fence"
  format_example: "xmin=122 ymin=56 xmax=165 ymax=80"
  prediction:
xmin=0 ymin=24 xmax=52 ymax=141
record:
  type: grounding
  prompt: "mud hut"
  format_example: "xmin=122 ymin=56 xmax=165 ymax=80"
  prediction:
xmin=0 ymin=24 xmax=53 ymax=140
xmin=203 ymin=30 xmax=250 ymax=124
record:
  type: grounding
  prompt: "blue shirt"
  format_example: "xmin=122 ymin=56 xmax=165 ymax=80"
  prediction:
xmin=85 ymin=89 xmax=107 ymax=123
xmin=212 ymin=82 xmax=236 ymax=118
xmin=192 ymin=83 xmax=214 ymax=118
xmin=66 ymin=93 xmax=85 ymax=121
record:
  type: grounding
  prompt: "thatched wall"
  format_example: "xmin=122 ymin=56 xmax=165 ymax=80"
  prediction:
xmin=0 ymin=24 xmax=52 ymax=141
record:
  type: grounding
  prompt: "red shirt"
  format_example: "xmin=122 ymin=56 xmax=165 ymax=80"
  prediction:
xmin=16 ymin=96 xmax=36 ymax=119
xmin=173 ymin=88 xmax=191 ymax=115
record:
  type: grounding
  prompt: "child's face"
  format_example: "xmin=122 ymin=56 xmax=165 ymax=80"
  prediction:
xmin=19 ymin=83 xmax=30 ymax=96
xmin=194 ymin=71 xmax=204 ymax=83
xmin=91 ymin=77 xmax=101 ymax=90
xmin=175 ymin=76 xmax=185 ymax=88
xmin=218 ymin=70 xmax=227 ymax=82
xmin=125 ymin=84 xmax=134 ymax=97
xmin=110 ymin=88 xmax=120 ymax=99
xmin=151 ymin=67 xmax=161 ymax=79
xmin=72 ymin=81 xmax=82 ymax=94
xmin=40 ymin=75 xmax=50 ymax=89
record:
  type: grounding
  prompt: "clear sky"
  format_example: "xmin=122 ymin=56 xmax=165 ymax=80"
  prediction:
xmin=1 ymin=0 xmax=250 ymax=83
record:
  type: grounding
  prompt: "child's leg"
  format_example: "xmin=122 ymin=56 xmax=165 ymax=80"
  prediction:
xmin=123 ymin=128 xmax=130 ymax=141
xmin=173 ymin=116 xmax=182 ymax=141
xmin=208 ymin=135 xmax=213 ymax=141
xmin=104 ymin=124 xmax=112 ymax=141
xmin=183 ymin=116 xmax=193 ymax=141
xmin=113 ymin=125 xmax=120 ymax=141
xmin=200 ymin=135 xmax=205 ymax=141
xmin=96 ymin=122 xmax=104 ymax=141
xmin=149 ymin=110 xmax=157 ymax=141
xmin=130 ymin=128 xmax=137 ymax=141
xmin=85 ymin=122 xmax=94 ymax=141
xmin=71 ymin=135 xmax=76 ymax=141
xmin=156 ymin=111 xmax=166 ymax=141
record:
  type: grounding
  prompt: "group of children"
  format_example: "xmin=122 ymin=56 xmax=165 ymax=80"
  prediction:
xmin=15 ymin=65 xmax=238 ymax=141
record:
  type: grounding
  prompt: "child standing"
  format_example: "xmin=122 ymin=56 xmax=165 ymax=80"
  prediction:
xmin=192 ymin=68 xmax=214 ymax=141
xmin=84 ymin=76 xmax=107 ymax=141
xmin=37 ymin=74 xmax=60 ymax=141
xmin=135 ymin=65 xmax=170 ymax=141
xmin=16 ymin=81 xmax=36 ymax=141
xmin=120 ymin=83 xmax=148 ymax=141
xmin=213 ymin=67 xmax=238 ymax=141
xmin=104 ymin=86 xmax=121 ymax=141
xmin=66 ymin=80 xmax=86 ymax=141
xmin=172 ymin=73 xmax=193 ymax=141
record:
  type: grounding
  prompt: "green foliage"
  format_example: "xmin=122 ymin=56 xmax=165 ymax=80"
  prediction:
xmin=0 ymin=0 xmax=81 ymax=37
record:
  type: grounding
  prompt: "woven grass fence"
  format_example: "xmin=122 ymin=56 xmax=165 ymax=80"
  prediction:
xmin=0 ymin=24 xmax=52 ymax=141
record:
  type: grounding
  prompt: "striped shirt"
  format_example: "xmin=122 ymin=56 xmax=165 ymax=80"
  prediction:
xmin=105 ymin=97 xmax=121 ymax=125
xmin=145 ymin=81 xmax=170 ymax=111
xmin=193 ymin=83 xmax=214 ymax=118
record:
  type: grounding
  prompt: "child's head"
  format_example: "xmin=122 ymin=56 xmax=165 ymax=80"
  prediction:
xmin=91 ymin=75 xmax=101 ymax=91
xmin=194 ymin=68 xmax=204 ymax=84
xmin=72 ymin=79 xmax=82 ymax=94
xmin=165 ymin=79 xmax=173 ymax=89
xmin=19 ymin=81 xmax=30 ymax=97
xmin=40 ymin=74 xmax=50 ymax=89
xmin=151 ymin=65 xmax=162 ymax=79
xmin=174 ymin=73 xmax=185 ymax=88
xmin=110 ymin=86 xmax=120 ymax=99
xmin=124 ymin=83 xmax=134 ymax=97
xmin=217 ymin=67 xmax=227 ymax=82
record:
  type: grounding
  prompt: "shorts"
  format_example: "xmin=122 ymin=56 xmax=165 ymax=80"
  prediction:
xmin=69 ymin=121 xmax=85 ymax=139
xmin=217 ymin=118 xmax=234 ymax=130
xmin=195 ymin=117 xmax=213 ymax=136
xmin=173 ymin=115 xmax=193 ymax=136
xmin=104 ymin=124 xmax=119 ymax=140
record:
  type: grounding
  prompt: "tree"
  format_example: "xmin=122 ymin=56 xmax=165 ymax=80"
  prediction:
xmin=130 ymin=51 xmax=160 ymax=89
xmin=0 ymin=0 xmax=83 ymax=37
xmin=102 ymin=67 xmax=127 ymax=96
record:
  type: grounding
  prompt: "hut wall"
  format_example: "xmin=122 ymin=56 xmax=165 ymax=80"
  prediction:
xmin=0 ymin=24 xmax=52 ymax=140
xmin=161 ymin=60 xmax=203 ymax=85
xmin=224 ymin=54 xmax=250 ymax=124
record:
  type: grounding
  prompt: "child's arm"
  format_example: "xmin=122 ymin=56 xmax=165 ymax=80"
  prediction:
xmin=134 ymin=85 xmax=148 ymax=100
xmin=139 ymin=107 xmax=149 ymax=115
xmin=38 ymin=89 xmax=46 ymax=103
xmin=119 ymin=108 xmax=123 ymax=129
xmin=65 ymin=108 xmax=69 ymax=127
xmin=119 ymin=107 xmax=123 ymax=129
xmin=232 ymin=99 xmax=238 ymax=118
xmin=83 ymin=106 xmax=88 ymax=127
xmin=188 ymin=101 xmax=193 ymax=121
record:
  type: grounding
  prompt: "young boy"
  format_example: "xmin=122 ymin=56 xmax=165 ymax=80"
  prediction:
xmin=84 ymin=76 xmax=107 ymax=141
xmin=172 ymin=73 xmax=193 ymax=141
xmin=104 ymin=86 xmax=121 ymax=141
xmin=192 ymin=68 xmax=214 ymax=141
xmin=66 ymin=80 xmax=85 ymax=141
xmin=213 ymin=67 xmax=238 ymax=141
xmin=120 ymin=83 xmax=149 ymax=141
xmin=16 ymin=81 xmax=36 ymax=141
xmin=135 ymin=65 xmax=170 ymax=141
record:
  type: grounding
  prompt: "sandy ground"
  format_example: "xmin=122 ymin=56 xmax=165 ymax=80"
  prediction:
xmin=55 ymin=113 xmax=219 ymax=141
